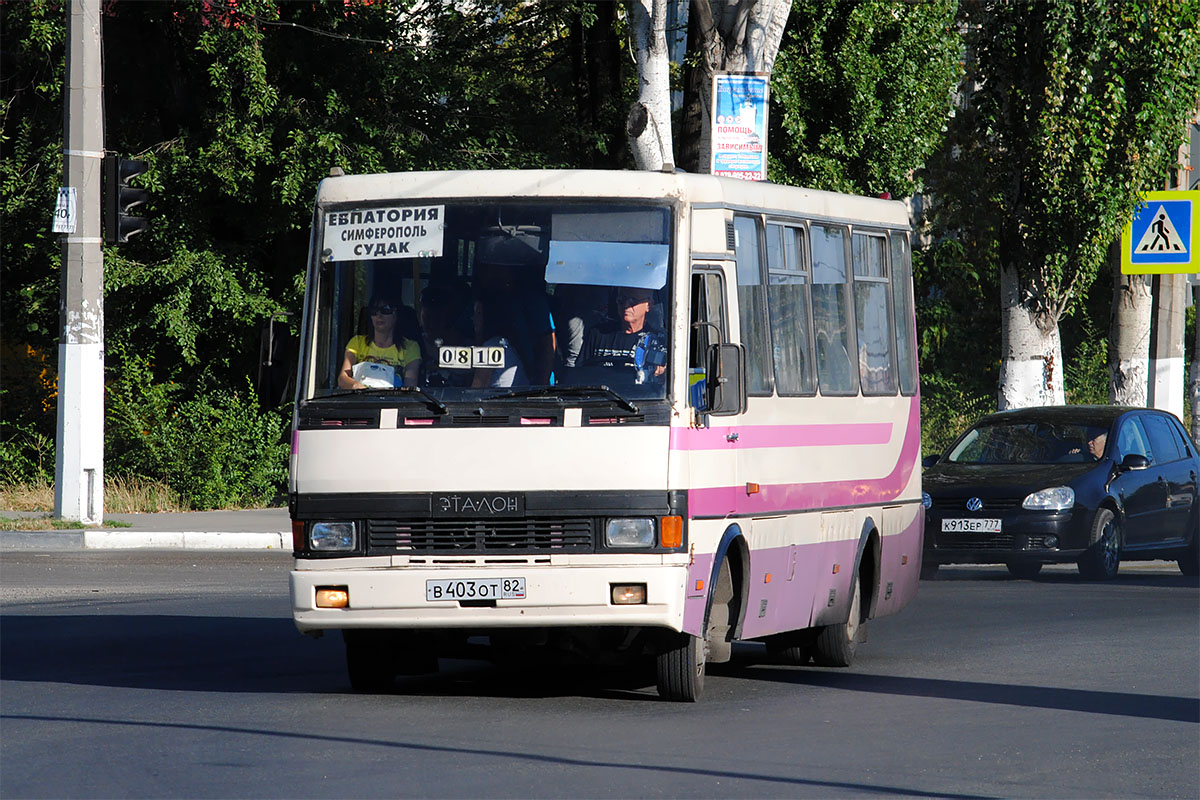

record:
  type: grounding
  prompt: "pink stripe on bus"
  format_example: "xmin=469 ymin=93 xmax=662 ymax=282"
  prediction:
xmin=687 ymin=396 xmax=921 ymax=517
xmin=670 ymin=421 xmax=893 ymax=451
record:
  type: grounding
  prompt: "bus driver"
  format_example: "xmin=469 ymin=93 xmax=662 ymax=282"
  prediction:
xmin=574 ymin=286 xmax=666 ymax=385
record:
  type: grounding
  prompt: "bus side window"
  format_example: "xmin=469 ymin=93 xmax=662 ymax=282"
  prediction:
xmin=811 ymin=224 xmax=859 ymax=396
xmin=689 ymin=270 xmax=725 ymax=409
xmin=733 ymin=215 xmax=773 ymax=396
xmin=766 ymin=222 xmax=816 ymax=396
xmin=851 ymin=232 xmax=896 ymax=396
xmin=890 ymin=233 xmax=918 ymax=396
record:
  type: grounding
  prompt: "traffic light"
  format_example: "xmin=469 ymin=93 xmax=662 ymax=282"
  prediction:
xmin=103 ymin=154 xmax=150 ymax=244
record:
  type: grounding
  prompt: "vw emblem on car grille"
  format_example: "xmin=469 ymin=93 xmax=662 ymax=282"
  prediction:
xmin=966 ymin=497 xmax=984 ymax=511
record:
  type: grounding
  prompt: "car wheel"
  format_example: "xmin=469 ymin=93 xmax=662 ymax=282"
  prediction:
xmin=1006 ymin=561 xmax=1043 ymax=580
xmin=1077 ymin=508 xmax=1121 ymax=580
xmin=811 ymin=571 xmax=864 ymax=668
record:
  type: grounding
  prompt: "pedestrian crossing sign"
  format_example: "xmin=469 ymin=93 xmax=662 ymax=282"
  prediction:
xmin=1121 ymin=190 xmax=1199 ymax=274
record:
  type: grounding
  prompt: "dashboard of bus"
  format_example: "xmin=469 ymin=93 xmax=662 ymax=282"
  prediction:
xmin=302 ymin=200 xmax=675 ymax=414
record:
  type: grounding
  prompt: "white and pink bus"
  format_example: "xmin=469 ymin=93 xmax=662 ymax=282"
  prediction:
xmin=288 ymin=169 xmax=923 ymax=701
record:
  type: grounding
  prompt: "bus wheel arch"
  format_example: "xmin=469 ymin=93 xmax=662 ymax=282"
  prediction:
xmin=811 ymin=522 xmax=878 ymax=668
xmin=856 ymin=521 xmax=882 ymax=621
xmin=704 ymin=525 xmax=749 ymax=661
xmin=657 ymin=525 xmax=747 ymax=701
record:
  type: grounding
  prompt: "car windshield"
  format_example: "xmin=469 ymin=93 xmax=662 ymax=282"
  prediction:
xmin=305 ymin=200 xmax=672 ymax=404
xmin=945 ymin=421 xmax=1110 ymax=465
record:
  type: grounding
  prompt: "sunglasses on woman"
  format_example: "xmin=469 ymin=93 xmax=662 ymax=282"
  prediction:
xmin=369 ymin=305 xmax=396 ymax=316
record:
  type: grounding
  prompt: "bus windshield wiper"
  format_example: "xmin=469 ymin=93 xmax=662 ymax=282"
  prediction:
xmin=329 ymin=386 xmax=448 ymax=414
xmin=485 ymin=385 xmax=639 ymax=414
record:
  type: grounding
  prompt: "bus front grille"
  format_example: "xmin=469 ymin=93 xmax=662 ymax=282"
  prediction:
xmin=367 ymin=518 xmax=594 ymax=554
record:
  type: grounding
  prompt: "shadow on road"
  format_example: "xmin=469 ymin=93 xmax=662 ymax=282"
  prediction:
xmin=925 ymin=567 xmax=1199 ymax=588
xmin=3 ymin=612 xmax=1196 ymax=726
xmin=0 ymin=710 xmax=995 ymax=799
xmin=713 ymin=659 xmax=1199 ymax=724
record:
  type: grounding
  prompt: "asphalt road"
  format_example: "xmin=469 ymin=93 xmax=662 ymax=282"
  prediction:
xmin=1 ymin=551 xmax=1196 ymax=799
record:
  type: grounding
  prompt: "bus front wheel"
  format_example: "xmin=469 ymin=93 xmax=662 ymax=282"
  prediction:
xmin=655 ymin=631 xmax=705 ymax=702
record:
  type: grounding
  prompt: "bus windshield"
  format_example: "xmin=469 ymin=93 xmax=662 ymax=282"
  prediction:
xmin=306 ymin=200 xmax=673 ymax=404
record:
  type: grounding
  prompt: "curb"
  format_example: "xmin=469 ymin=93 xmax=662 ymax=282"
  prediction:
xmin=1 ymin=530 xmax=291 ymax=551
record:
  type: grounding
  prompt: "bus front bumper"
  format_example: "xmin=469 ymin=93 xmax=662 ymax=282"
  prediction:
xmin=290 ymin=560 xmax=689 ymax=633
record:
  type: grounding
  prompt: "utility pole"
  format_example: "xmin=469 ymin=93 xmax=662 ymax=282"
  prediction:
xmin=55 ymin=0 xmax=105 ymax=523
xmin=1147 ymin=107 xmax=1198 ymax=422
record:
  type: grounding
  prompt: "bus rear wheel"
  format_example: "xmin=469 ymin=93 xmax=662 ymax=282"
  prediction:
xmin=811 ymin=572 xmax=864 ymax=668
xmin=656 ymin=631 xmax=705 ymax=702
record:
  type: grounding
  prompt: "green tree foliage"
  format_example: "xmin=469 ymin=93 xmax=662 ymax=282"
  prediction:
xmin=1 ymin=0 xmax=633 ymax=505
xmin=768 ymin=0 xmax=962 ymax=196
xmin=926 ymin=0 xmax=1200 ymax=346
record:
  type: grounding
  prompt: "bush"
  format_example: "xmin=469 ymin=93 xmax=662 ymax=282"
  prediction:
xmin=920 ymin=372 xmax=994 ymax=459
xmin=105 ymin=355 xmax=288 ymax=509
xmin=0 ymin=414 xmax=55 ymax=488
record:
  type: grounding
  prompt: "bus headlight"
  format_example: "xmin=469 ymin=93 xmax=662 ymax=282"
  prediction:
xmin=605 ymin=518 xmax=655 ymax=548
xmin=1022 ymin=486 xmax=1075 ymax=511
xmin=310 ymin=521 xmax=357 ymax=551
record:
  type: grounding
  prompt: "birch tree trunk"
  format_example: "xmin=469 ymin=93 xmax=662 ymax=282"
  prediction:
xmin=997 ymin=264 xmax=1066 ymax=409
xmin=678 ymin=0 xmax=791 ymax=173
xmin=628 ymin=0 xmax=675 ymax=171
xmin=1107 ymin=240 xmax=1152 ymax=406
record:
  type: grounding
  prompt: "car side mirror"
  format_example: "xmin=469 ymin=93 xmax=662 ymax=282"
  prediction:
xmin=1117 ymin=453 xmax=1150 ymax=472
xmin=922 ymin=454 xmax=940 ymax=468
xmin=705 ymin=342 xmax=747 ymax=416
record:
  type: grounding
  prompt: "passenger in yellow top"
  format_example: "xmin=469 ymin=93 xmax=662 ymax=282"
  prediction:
xmin=338 ymin=297 xmax=422 ymax=390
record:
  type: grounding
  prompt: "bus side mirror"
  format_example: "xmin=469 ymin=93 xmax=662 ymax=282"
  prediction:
xmin=705 ymin=342 xmax=747 ymax=416
xmin=256 ymin=315 xmax=294 ymax=407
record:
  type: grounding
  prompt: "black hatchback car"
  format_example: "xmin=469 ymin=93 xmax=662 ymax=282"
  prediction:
xmin=922 ymin=405 xmax=1199 ymax=579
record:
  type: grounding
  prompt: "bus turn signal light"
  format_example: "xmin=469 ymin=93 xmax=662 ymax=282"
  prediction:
xmin=315 ymin=587 xmax=349 ymax=608
xmin=660 ymin=516 xmax=683 ymax=548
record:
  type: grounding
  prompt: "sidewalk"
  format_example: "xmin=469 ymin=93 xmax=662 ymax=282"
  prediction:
xmin=0 ymin=508 xmax=291 ymax=551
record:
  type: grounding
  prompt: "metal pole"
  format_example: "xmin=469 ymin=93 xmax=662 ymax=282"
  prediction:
xmin=1146 ymin=107 xmax=1196 ymax=421
xmin=54 ymin=0 xmax=105 ymax=523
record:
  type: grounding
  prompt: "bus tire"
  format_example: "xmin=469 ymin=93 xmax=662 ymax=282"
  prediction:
xmin=811 ymin=571 xmax=863 ymax=668
xmin=344 ymin=630 xmax=396 ymax=692
xmin=765 ymin=631 xmax=813 ymax=665
xmin=655 ymin=631 xmax=705 ymax=702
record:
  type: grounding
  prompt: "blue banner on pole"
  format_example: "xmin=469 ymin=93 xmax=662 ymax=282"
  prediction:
xmin=710 ymin=73 xmax=769 ymax=182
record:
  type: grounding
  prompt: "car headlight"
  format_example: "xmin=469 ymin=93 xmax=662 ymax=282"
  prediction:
xmin=605 ymin=518 xmax=655 ymax=548
xmin=309 ymin=521 xmax=357 ymax=551
xmin=1022 ymin=486 xmax=1075 ymax=511
xmin=922 ymin=491 xmax=932 ymax=509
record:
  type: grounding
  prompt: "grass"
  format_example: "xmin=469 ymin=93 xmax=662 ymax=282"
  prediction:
xmin=0 ymin=476 xmax=189 ymax=514
xmin=0 ymin=515 xmax=132 ymax=531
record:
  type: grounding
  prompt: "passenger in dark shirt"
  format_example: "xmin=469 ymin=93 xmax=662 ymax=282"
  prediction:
xmin=575 ymin=287 xmax=666 ymax=385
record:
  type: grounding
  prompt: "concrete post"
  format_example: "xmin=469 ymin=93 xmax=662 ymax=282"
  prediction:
xmin=54 ymin=0 xmax=105 ymax=523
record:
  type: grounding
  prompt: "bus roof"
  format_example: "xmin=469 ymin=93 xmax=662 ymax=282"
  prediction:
xmin=314 ymin=169 xmax=910 ymax=229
